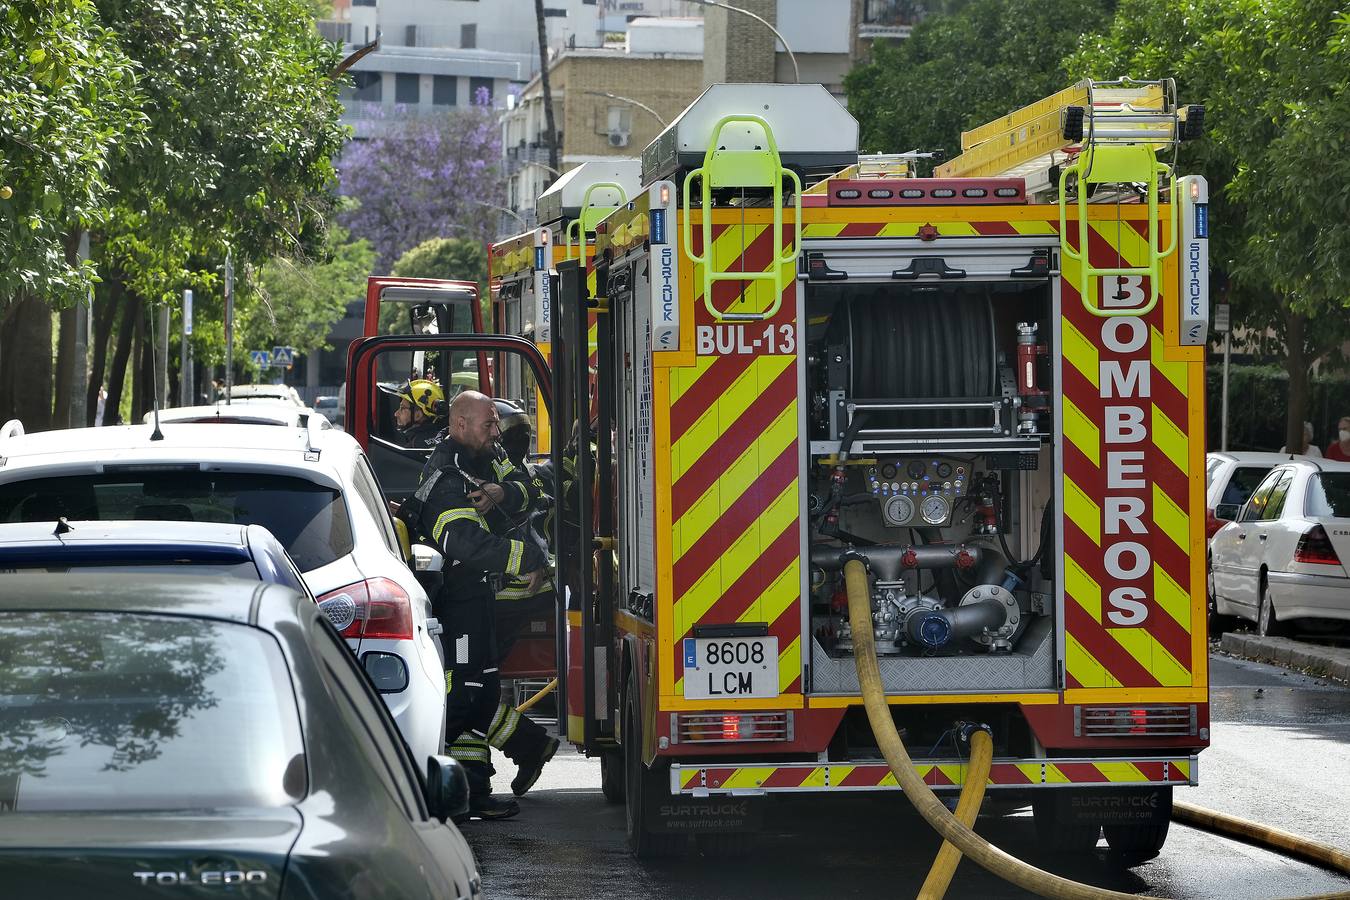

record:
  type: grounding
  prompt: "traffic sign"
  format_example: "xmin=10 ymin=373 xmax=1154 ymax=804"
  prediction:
xmin=250 ymin=349 xmax=271 ymax=367
xmin=1213 ymin=303 xmax=1230 ymax=333
xmin=271 ymin=346 xmax=295 ymax=367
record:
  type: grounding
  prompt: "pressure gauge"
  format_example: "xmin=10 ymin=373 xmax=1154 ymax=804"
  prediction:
xmin=920 ymin=494 xmax=951 ymax=525
xmin=906 ymin=460 xmax=927 ymax=479
xmin=936 ymin=462 xmax=953 ymax=479
xmin=883 ymin=495 xmax=915 ymax=527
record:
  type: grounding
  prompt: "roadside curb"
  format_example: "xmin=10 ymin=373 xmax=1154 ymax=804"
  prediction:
xmin=1220 ymin=633 xmax=1350 ymax=684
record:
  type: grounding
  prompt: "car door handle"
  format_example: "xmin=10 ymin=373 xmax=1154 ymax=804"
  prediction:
xmin=1259 ymin=534 xmax=1267 ymax=542
xmin=1237 ymin=533 xmax=1247 ymax=540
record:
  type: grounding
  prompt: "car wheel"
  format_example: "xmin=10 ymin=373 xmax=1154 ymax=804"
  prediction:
xmin=1206 ymin=555 xmax=1235 ymax=637
xmin=1257 ymin=581 xmax=1290 ymax=638
xmin=624 ymin=673 xmax=683 ymax=858
xmin=1102 ymin=787 xmax=1172 ymax=862
xmin=600 ymin=749 xmax=625 ymax=804
xmin=1032 ymin=792 xmax=1101 ymax=853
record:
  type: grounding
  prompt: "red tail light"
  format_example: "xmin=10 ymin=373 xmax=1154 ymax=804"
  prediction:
xmin=1294 ymin=525 xmax=1341 ymax=565
xmin=317 ymin=577 xmax=414 ymax=640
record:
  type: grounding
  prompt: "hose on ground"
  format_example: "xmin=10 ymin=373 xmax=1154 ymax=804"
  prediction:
xmin=842 ymin=559 xmax=1348 ymax=900
xmin=1173 ymin=800 xmax=1350 ymax=877
xmin=918 ymin=727 xmax=992 ymax=900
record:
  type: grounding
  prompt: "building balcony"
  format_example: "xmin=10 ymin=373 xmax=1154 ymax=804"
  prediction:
xmin=316 ymin=19 xmax=351 ymax=44
xmin=859 ymin=0 xmax=920 ymax=39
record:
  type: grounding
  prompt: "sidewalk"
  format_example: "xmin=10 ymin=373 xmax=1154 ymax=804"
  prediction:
xmin=1220 ymin=633 xmax=1350 ymax=683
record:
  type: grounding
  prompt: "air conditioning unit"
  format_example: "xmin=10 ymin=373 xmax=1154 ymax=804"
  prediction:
xmin=608 ymin=131 xmax=630 ymax=148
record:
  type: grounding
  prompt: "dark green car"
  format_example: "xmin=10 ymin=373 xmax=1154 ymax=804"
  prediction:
xmin=0 ymin=573 xmax=480 ymax=899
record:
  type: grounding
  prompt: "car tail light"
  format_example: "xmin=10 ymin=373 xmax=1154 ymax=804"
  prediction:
xmin=1076 ymin=705 xmax=1196 ymax=737
xmin=1294 ymin=525 xmax=1341 ymax=565
xmin=317 ymin=577 xmax=414 ymax=640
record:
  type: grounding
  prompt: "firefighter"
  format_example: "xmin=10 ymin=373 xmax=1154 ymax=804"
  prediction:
xmin=412 ymin=389 xmax=547 ymax=820
xmin=381 ymin=378 xmax=446 ymax=449
xmin=484 ymin=399 xmax=560 ymax=797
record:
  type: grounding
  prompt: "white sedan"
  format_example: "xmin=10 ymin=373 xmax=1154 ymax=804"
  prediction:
xmin=0 ymin=417 xmax=447 ymax=765
xmin=1210 ymin=458 xmax=1350 ymax=636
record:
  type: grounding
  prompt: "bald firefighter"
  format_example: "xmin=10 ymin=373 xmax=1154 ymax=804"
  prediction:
xmin=409 ymin=390 xmax=547 ymax=820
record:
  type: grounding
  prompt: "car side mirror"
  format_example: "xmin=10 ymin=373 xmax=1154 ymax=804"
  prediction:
xmin=1215 ymin=503 xmax=1241 ymax=522
xmin=411 ymin=543 xmax=444 ymax=573
xmin=426 ymin=755 xmax=470 ymax=822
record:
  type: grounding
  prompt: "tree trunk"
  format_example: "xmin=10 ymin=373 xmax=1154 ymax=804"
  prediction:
xmin=52 ymin=231 xmax=84 ymax=428
xmin=86 ymin=276 xmax=121 ymax=425
xmin=0 ymin=292 xmax=55 ymax=430
xmin=131 ymin=304 xmax=148 ymax=423
xmin=534 ymin=0 xmax=559 ymax=176
xmin=54 ymin=305 xmax=77 ymax=428
xmin=1283 ymin=304 xmax=1308 ymax=454
xmin=104 ymin=289 xmax=142 ymax=426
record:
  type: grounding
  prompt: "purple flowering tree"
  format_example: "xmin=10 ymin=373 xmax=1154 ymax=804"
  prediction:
xmin=339 ymin=89 xmax=503 ymax=270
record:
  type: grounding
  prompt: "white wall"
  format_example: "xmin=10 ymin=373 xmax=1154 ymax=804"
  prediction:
xmin=775 ymin=0 xmax=849 ymax=54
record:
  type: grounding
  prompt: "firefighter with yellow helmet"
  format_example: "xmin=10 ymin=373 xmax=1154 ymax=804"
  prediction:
xmin=380 ymin=378 xmax=446 ymax=449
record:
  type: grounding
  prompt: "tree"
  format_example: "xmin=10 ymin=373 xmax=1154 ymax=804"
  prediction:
xmin=0 ymin=0 xmax=141 ymax=304
xmin=374 ymin=236 xmax=489 ymax=335
xmin=1067 ymin=0 xmax=1350 ymax=451
xmin=244 ymin=225 xmax=374 ymax=360
xmin=845 ymin=0 xmax=1113 ymax=167
xmin=339 ymin=103 xmax=503 ymax=270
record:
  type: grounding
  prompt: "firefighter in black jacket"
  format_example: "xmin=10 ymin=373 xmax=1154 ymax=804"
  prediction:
xmin=483 ymin=399 xmax=560 ymax=797
xmin=414 ymin=390 xmax=546 ymax=820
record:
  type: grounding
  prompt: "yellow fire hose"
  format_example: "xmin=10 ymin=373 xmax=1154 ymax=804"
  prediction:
xmin=919 ymin=727 xmax=992 ymax=900
xmin=843 ymin=559 xmax=1350 ymax=900
xmin=516 ymin=678 xmax=557 ymax=713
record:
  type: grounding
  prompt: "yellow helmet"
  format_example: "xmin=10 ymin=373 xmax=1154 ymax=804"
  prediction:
xmin=398 ymin=379 xmax=444 ymax=420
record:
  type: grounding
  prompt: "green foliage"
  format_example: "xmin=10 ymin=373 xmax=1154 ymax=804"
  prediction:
xmin=1066 ymin=0 xmax=1350 ymax=322
xmin=96 ymin=0 xmax=350 ymax=306
xmin=0 ymin=0 xmax=142 ymax=303
xmin=246 ymin=225 xmax=374 ymax=357
xmin=1206 ymin=365 xmax=1350 ymax=452
xmin=392 ymin=237 xmax=487 ymax=285
xmin=376 ymin=237 xmax=489 ymax=335
xmin=845 ymin=0 xmax=1113 ymax=166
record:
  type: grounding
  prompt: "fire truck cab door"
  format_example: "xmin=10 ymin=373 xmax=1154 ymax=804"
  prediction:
xmin=345 ymin=333 xmax=552 ymax=502
xmin=363 ymin=277 xmax=485 ymax=341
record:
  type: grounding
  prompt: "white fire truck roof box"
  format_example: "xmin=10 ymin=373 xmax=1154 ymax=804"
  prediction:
xmin=535 ymin=158 xmax=643 ymax=226
xmin=641 ymin=83 xmax=859 ymax=184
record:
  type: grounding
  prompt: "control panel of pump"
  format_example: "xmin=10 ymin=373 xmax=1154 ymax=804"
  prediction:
xmin=867 ymin=456 xmax=971 ymax=527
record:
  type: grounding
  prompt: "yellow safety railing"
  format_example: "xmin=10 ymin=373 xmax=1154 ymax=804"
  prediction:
xmin=564 ymin=182 xmax=628 ymax=261
xmin=680 ymin=114 xmax=801 ymax=321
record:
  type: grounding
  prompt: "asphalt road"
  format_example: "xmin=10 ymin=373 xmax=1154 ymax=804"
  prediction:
xmin=467 ymin=653 xmax=1350 ymax=899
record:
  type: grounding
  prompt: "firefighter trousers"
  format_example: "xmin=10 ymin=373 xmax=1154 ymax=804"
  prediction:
xmin=487 ymin=592 xmax=556 ymax=763
xmin=440 ymin=581 xmax=500 ymax=797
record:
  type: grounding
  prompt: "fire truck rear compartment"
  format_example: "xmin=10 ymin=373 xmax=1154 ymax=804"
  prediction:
xmin=802 ymin=275 xmax=1057 ymax=693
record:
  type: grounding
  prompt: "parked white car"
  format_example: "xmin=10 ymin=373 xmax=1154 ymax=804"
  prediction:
xmin=1209 ymin=458 xmax=1350 ymax=635
xmin=1204 ymin=451 xmax=1290 ymax=540
xmin=225 ymin=383 xmax=305 ymax=407
xmin=0 ymin=418 xmax=446 ymax=763
xmin=145 ymin=403 xmax=325 ymax=429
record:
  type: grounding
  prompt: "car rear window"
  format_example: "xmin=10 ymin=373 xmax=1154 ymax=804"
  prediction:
xmin=1219 ymin=465 xmax=1274 ymax=507
xmin=1305 ymin=473 xmax=1350 ymax=518
xmin=0 ymin=472 xmax=352 ymax=572
xmin=1 ymin=562 xmax=260 ymax=578
xmin=0 ymin=611 xmax=304 ymax=812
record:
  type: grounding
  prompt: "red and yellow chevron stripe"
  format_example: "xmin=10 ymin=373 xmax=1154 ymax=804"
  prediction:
xmin=673 ymin=756 xmax=1195 ymax=794
xmin=1058 ymin=208 xmax=1206 ymax=698
xmin=661 ymin=215 xmax=804 ymax=703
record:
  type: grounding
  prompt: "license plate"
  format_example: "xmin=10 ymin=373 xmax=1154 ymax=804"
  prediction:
xmin=682 ymin=636 xmax=778 ymax=700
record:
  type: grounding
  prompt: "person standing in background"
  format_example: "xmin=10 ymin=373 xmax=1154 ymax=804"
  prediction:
xmin=1326 ymin=417 xmax=1350 ymax=461
xmin=1281 ymin=422 xmax=1323 ymax=457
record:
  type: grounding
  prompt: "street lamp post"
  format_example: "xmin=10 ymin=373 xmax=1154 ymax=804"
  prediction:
xmin=581 ymin=90 xmax=668 ymax=127
xmin=686 ymin=0 xmax=799 ymax=84
xmin=475 ymin=200 xmax=529 ymax=230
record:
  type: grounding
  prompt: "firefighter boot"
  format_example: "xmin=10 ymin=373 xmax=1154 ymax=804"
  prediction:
xmin=454 ymin=762 xmax=520 ymax=824
xmin=510 ymin=734 xmax=559 ymax=797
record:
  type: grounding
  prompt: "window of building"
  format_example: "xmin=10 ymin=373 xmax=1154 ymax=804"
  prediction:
xmin=460 ymin=23 xmax=477 ymax=49
xmin=469 ymin=77 xmax=494 ymax=105
xmin=348 ymin=71 xmax=381 ymax=102
xmin=432 ymin=75 xmax=457 ymax=106
xmin=395 ymin=73 xmax=420 ymax=105
xmin=351 ymin=0 xmax=376 ymax=6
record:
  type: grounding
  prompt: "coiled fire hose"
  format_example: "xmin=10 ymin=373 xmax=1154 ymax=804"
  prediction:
xmin=842 ymin=559 xmax=1350 ymax=899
